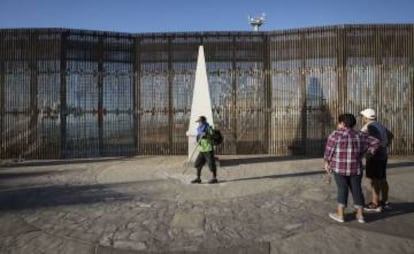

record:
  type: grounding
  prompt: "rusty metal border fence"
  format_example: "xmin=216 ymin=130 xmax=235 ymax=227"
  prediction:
xmin=0 ymin=25 xmax=413 ymax=160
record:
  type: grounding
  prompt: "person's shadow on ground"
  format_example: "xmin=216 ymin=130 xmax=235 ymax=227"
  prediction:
xmin=345 ymin=202 xmax=414 ymax=239
xmin=363 ymin=202 xmax=414 ymax=223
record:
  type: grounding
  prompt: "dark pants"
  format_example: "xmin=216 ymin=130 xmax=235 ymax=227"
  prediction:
xmin=194 ymin=151 xmax=217 ymax=178
xmin=333 ymin=172 xmax=365 ymax=208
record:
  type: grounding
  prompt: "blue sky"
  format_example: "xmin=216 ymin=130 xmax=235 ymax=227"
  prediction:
xmin=1 ymin=0 xmax=413 ymax=33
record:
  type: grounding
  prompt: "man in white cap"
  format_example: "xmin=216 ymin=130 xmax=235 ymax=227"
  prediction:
xmin=360 ymin=108 xmax=393 ymax=212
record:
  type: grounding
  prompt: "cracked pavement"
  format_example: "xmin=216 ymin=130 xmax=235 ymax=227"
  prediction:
xmin=1 ymin=155 xmax=414 ymax=253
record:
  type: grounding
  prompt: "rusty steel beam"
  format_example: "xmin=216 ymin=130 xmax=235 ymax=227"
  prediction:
xmin=28 ymin=33 xmax=39 ymax=159
xmin=337 ymin=26 xmax=347 ymax=115
xmin=300 ymin=32 xmax=307 ymax=155
xmin=98 ymin=37 xmax=104 ymax=155
xmin=263 ymin=34 xmax=271 ymax=154
xmin=231 ymin=36 xmax=237 ymax=153
xmin=0 ymin=40 xmax=4 ymax=159
xmin=167 ymin=37 xmax=173 ymax=154
xmin=60 ymin=32 xmax=68 ymax=158
xmin=133 ymin=37 xmax=141 ymax=154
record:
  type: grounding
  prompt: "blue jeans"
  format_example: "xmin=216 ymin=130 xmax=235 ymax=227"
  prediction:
xmin=333 ymin=172 xmax=365 ymax=208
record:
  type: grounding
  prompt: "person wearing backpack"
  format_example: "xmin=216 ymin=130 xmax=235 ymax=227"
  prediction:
xmin=191 ymin=116 xmax=218 ymax=184
xmin=360 ymin=108 xmax=394 ymax=212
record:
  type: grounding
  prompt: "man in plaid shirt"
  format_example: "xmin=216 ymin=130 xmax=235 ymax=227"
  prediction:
xmin=324 ymin=113 xmax=380 ymax=223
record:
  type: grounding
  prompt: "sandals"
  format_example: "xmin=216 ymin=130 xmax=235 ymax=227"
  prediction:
xmin=364 ymin=202 xmax=382 ymax=212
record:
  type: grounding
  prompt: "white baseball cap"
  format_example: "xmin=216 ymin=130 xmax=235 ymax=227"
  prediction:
xmin=360 ymin=108 xmax=376 ymax=120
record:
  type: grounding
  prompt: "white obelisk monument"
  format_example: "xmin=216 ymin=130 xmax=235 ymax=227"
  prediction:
xmin=186 ymin=45 xmax=214 ymax=161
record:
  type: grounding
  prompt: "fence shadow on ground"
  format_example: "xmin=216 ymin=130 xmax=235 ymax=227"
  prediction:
xmin=218 ymin=155 xmax=317 ymax=167
xmin=221 ymin=169 xmax=326 ymax=183
xmin=0 ymin=182 xmax=139 ymax=211
xmin=0 ymin=168 xmax=88 ymax=182
xmin=0 ymin=171 xmax=61 ymax=180
xmin=0 ymin=155 xmax=146 ymax=168
xmin=219 ymin=159 xmax=414 ymax=183
xmin=387 ymin=161 xmax=414 ymax=169
xmin=219 ymin=156 xmax=414 ymax=169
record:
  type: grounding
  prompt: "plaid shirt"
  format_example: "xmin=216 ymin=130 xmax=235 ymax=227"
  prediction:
xmin=324 ymin=127 xmax=380 ymax=176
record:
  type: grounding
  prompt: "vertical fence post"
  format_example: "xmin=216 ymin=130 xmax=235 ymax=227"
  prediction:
xmin=60 ymin=32 xmax=67 ymax=159
xmin=263 ymin=34 xmax=271 ymax=154
xmin=98 ymin=37 xmax=104 ymax=156
xmin=300 ymin=33 xmax=307 ymax=155
xmin=411 ymin=25 xmax=414 ymax=154
xmin=337 ymin=26 xmax=347 ymax=116
xmin=133 ymin=37 xmax=141 ymax=155
xmin=231 ymin=36 xmax=237 ymax=153
xmin=375 ymin=26 xmax=383 ymax=116
xmin=0 ymin=39 xmax=4 ymax=159
xmin=168 ymin=36 xmax=173 ymax=154
xmin=29 ymin=32 xmax=39 ymax=159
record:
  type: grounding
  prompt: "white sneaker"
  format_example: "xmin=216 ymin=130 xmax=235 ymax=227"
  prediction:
xmin=356 ymin=215 xmax=365 ymax=223
xmin=329 ymin=213 xmax=344 ymax=223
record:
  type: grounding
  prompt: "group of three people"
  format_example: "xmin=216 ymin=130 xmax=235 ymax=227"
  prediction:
xmin=192 ymin=109 xmax=391 ymax=224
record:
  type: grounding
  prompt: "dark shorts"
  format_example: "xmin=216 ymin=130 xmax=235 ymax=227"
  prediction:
xmin=366 ymin=159 xmax=387 ymax=179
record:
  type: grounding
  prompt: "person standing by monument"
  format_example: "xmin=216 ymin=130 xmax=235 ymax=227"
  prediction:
xmin=191 ymin=116 xmax=218 ymax=184
xmin=360 ymin=108 xmax=393 ymax=212
xmin=324 ymin=113 xmax=380 ymax=223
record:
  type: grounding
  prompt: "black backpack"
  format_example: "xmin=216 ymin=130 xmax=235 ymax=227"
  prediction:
xmin=208 ymin=128 xmax=224 ymax=146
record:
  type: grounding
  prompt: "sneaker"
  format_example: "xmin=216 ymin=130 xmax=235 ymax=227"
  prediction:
xmin=208 ymin=178 xmax=218 ymax=184
xmin=329 ymin=213 xmax=344 ymax=223
xmin=191 ymin=178 xmax=202 ymax=184
xmin=381 ymin=201 xmax=392 ymax=210
xmin=364 ymin=202 xmax=382 ymax=212
xmin=356 ymin=214 xmax=365 ymax=224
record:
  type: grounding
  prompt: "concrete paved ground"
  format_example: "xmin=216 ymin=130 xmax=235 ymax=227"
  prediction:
xmin=1 ymin=155 xmax=414 ymax=254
